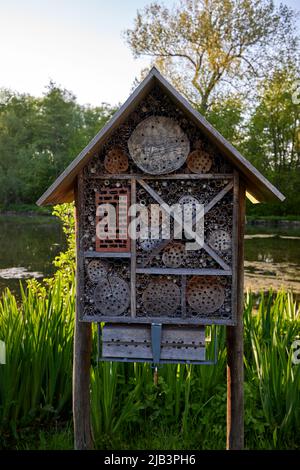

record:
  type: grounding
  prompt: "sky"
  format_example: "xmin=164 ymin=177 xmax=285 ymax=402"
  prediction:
xmin=0 ymin=0 xmax=299 ymax=107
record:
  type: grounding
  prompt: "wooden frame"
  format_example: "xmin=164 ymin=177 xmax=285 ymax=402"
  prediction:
xmin=36 ymin=68 xmax=284 ymax=451
xmin=73 ymin=173 xmax=93 ymax=450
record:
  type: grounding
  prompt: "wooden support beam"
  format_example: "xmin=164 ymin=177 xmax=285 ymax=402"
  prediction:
xmin=181 ymin=275 xmax=187 ymax=317
xmin=73 ymin=174 xmax=93 ymax=450
xmin=82 ymin=313 xmax=236 ymax=326
xmin=204 ymin=181 xmax=233 ymax=214
xmin=136 ymin=267 xmax=232 ymax=276
xmin=138 ymin=178 xmax=232 ymax=270
xmin=91 ymin=173 xmax=233 ymax=180
xmin=130 ymin=178 xmax=136 ymax=317
xmin=202 ymin=242 xmax=230 ymax=271
xmin=84 ymin=251 xmax=131 ymax=258
xmin=226 ymin=179 xmax=245 ymax=450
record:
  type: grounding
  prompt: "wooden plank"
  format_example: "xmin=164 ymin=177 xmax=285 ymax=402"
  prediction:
xmin=231 ymin=170 xmax=239 ymax=323
xmin=226 ymin=179 xmax=245 ymax=450
xmin=136 ymin=267 xmax=232 ymax=276
xmin=84 ymin=251 xmax=131 ymax=258
xmin=73 ymin=173 xmax=93 ymax=450
xmin=181 ymin=275 xmax=186 ymax=317
xmin=92 ymin=174 xmax=234 ymax=180
xmin=81 ymin=314 xmax=236 ymax=326
xmin=102 ymin=343 xmax=205 ymax=361
xmin=202 ymin=242 xmax=231 ymax=271
xmin=102 ymin=324 xmax=205 ymax=346
xmin=130 ymin=178 xmax=136 ymax=317
xmin=204 ymin=181 xmax=233 ymax=214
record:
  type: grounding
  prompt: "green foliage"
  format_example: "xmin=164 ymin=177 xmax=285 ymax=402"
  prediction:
xmin=125 ymin=0 xmax=298 ymax=111
xmin=125 ymin=1 xmax=299 ymax=218
xmin=244 ymin=291 xmax=300 ymax=448
xmin=1 ymin=275 xmax=299 ymax=449
xmin=0 ymin=276 xmax=75 ymax=442
xmin=205 ymin=95 xmax=244 ymax=145
xmin=243 ymin=66 xmax=300 ymax=217
xmin=51 ymin=203 xmax=75 ymax=284
xmin=0 ymin=84 xmax=116 ymax=207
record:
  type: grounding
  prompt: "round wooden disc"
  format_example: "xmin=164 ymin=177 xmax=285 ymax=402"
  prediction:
xmin=187 ymin=149 xmax=213 ymax=173
xmin=208 ymin=230 xmax=231 ymax=253
xmin=104 ymin=146 xmax=129 ymax=174
xmin=139 ymin=238 xmax=161 ymax=252
xmin=128 ymin=116 xmax=190 ymax=174
xmin=142 ymin=279 xmax=180 ymax=316
xmin=187 ymin=277 xmax=225 ymax=314
xmin=87 ymin=260 xmax=108 ymax=283
xmin=162 ymin=242 xmax=186 ymax=268
xmin=94 ymin=275 xmax=130 ymax=316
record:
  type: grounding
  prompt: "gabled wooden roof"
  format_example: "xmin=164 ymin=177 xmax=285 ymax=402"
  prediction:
xmin=37 ymin=67 xmax=285 ymax=206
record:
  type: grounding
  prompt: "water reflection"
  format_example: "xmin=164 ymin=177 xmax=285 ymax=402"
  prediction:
xmin=244 ymin=224 xmax=300 ymax=293
xmin=0 ymin=215 xmax=299 ymax=296
xmin=0 ymin=215 xmax=66 ymax=295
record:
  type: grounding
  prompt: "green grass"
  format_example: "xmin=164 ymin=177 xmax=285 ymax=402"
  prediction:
xmin=0 ymin=275 xmax=74 ymax=441
xmin=0 ymin=274 xmax=299 ymax=450
xmin=1 ymin=204 xmax=299 ymax=450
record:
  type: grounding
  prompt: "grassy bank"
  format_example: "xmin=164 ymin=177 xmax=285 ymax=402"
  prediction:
xmin=0 ymin=205 xmax=299 ymax=450
xmin=0 ymin=277 xmax=299 ymax=450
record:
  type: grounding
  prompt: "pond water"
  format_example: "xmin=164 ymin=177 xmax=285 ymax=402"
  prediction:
xmin=0 ymin=215 xmax=66 ymax=295
xmin=0 ymin=215 xmax=299 ymax=296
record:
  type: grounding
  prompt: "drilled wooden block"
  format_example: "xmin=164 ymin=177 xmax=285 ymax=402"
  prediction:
xmin=94 ymin=275 xmax=130 ymax=316
xmin=187 ymin=149 xmax=213 ymax=173
xmin=102 ymin=324 xmax=206 ymax=361
xmin=208 ymin=229 xmax=231 ymax=253
xmin=142 ymin=278 xmax=181 ymax=316
xmin=104 ymin=146 xmax=129 ymax=174
xmin=187 ymin=276 xmax=225 ymax=314
xmin=162 ymin=242 xmax=186 ymax=268
xmin=86 ymin=259 xmax=108 ymax=283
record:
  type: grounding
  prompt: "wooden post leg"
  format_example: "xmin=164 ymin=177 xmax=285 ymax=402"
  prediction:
xmin=73 ymin=320 xmax=93 ymax=450
xmin=226 ymin=182 xmax=245 ymax=450
xmin=73 ymin=174 xmax=93 ymax=450
xmin=226 ymin=321 xmax=244 ymax=449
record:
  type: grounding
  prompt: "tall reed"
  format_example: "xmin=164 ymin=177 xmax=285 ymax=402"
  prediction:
xmin=0 ymin=273 xmax=299 ymax=448
xmin=0 ymin=273 xmax=74 ymax=437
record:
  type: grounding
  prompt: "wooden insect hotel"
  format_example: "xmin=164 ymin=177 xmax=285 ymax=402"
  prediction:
xmin=37 ymin=67 xmax=284 ymax=450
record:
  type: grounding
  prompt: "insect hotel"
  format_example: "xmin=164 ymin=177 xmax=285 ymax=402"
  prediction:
xmin=37 ymin=67 xmax=284 ymax=449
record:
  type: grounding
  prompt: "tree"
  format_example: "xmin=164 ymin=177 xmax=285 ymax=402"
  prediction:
xmin=0 ymin=90 xmax=38 ymax=205
xmin=125 ymin=0 xmax=298 ymax=112
xmin=244 ymin=65 xmax=300 ymax=216
xmin=205 ymin=94 xmax=244 ymax=145
xmin=0 ymin=85 xmax=116 ymax=206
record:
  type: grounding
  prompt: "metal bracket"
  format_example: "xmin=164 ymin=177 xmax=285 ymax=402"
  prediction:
xmin=151 ymin=323 xmax=162 ymax=365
